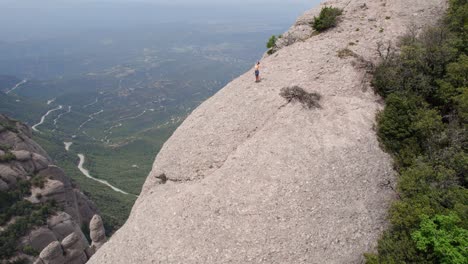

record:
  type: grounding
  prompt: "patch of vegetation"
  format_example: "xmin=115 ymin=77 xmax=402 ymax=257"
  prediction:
xmin=266 ymin=35 xmax=277 ymax=49
xmin=337 ymin=48 xmax=357 ymax=59
xmin=366 ymin=0 xmax=468 ymax=262
xmin=412 ymin=213 xmax=467 ymax=263
xmin=31 ymin=175 xmax=46 ymax=189
xmin=22 ymin=245 xmax=39 ymax=256
xmin=311 ymin=6 xmax=343 ymax=32
xmin=385 ymin=16 xmax=391 ymax=20
xmin=0 ymin=152 xmax=16 ymax=162
xmin=0 ymin=179 xmax=57 ymax=259
xmin=0 ymin=144 xmax=12 ymax=152
xmin=280 ymin=86 xmax=321 ymax=109
xmin=267 ymin=35 xmax=283 ymax=55
xmin=0 ymin=122 xmax=18 ymax=133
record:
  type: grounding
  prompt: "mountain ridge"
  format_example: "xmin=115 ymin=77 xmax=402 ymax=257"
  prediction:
xmin=89 ymin=0 xmax=447 ymax=263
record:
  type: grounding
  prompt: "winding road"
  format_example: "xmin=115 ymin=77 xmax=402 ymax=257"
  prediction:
xmin=54 ymin=106 xmax=72 ymax=128
xmin=78 ymin=109 xmax=104 ymax=130
xmin=32 ymin=105 xmax=63 ymax=132
xmin=6 ymin=79 xmax=27 ymax=94
xmin=83 ymin=97 xmax=98 ymax=108
xmin=77 ymin=154 xmax=131 ymax=195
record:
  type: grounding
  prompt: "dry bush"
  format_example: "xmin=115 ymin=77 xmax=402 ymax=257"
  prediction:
xmin=280 ymin=86 xmax=321 ymax=109
xmin=337 ymin=48 xmax=357 ymax=59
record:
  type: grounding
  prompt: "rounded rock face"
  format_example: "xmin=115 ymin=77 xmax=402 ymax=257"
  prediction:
xmin=48 ymin=212 xmax=82 ymax=242
xmin=0 ymin=164 xmax=19 ymax=186
xmin=28 ymin=227 xmax=58 ymax=252
xmin=88 ymin=0 xmax=447 ymax=263
xmin=32 ymin=153 xmax=49 ymax=172
xmin=11 ymin=150 xmax=32 ymax=161
xmin=61 ymin=232 xmax=82 ymax=249
xmin=62 ymin=232 xmax=89 ymax=263
xmin=39 ymin=241 xmax=65 ymax=264
xmin=90 ymin=214 xmax=106 ymax=250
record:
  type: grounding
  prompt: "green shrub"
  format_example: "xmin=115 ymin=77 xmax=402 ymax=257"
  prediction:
xmin=266 ymin=35 xmax=277 ymax=49
xmin=311 ymin=6 xmax=343 ymax=32
xmin=412 ymin=214 xmax=468 ymax=264
xmin=0 ymin=144 xmax=12 ymax=151
xmin=22 ymin=245 xmax=39 ymax=256
xmin=0 ymin=200 xmax=56 ymax=259
xmin=0 ymin=122 xmax=18 ymax=133
xmin=0 ymin=152 xmax=16 ymax=162
xmin=367 ymin=0 xmax=468 ymax=262
xmin=0 ymin=177 xmax=57 ymax=259
xmin=31 ymin=176 xmax=46 ymax=189
xmin=266 ymin=35 xmax=282 ymax=55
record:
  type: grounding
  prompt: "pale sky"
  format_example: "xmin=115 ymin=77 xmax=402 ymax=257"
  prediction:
xmin=0 ymin=0 xmax=321 ymax=41
xmin=0 ymin=0 xmax=320 ymax=8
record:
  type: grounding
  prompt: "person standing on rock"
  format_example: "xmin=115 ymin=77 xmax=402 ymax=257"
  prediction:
xmin=254 ymin=61 xmax=261 ymax=82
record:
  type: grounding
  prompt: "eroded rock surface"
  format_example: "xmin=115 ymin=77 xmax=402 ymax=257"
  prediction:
xmin=0 ymin=114 xmax=103 ymax=263
xmin=90 ymin=0 xmax=447 ymax=263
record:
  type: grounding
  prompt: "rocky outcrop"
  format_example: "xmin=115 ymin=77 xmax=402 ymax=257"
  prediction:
xmin=89 ymin=215 xmax=106 ymax=252
xmin=32 ymin=213 xmax=107 ymax=264
xmin=89 ymin=0 xmax=447 ymax=263
xmin=37 ymin=241 xmax=66 ymax=264
xmin=0 ymin=114 xmax=105 ymax=263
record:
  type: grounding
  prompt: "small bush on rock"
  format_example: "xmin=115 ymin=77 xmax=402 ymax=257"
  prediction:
xmin=266 ymin=35 xmax=277 ymax=49
xmin=337 ymin=48 xmax=357 ymax=58
xmin=280 ymin=86 xmax=321 ymax=109
xmin=312 ymin=6 xmax=343 ymax=32
xmin=0 ymin=152 xmax=16 ymax=162
xmin=31 ymin=176 xmax=46 ymax=189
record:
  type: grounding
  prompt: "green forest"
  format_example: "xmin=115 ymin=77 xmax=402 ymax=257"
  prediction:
xmin=366 ymin=0 xmax=467 ymax=263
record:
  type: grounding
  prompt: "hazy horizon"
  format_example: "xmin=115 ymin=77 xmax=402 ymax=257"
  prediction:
xmin=0 ymin=0 xmax=321 ymax=42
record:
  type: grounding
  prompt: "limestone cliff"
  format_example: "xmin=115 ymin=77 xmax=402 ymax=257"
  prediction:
xmin=90 ymin=0 xmax=447 ymax=263
xmin=0 ymin=114 xmax=106 ymax=263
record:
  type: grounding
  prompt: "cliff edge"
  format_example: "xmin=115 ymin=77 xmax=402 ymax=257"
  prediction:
xmin=89 ymin=0 xmax=447 ymax=263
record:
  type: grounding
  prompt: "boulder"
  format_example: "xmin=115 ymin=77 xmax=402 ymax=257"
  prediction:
xmin=41 ymin=180 xmax=66 ymax=203
xmin=38 ymin=167 xmax=69 ymax=186
xmin=0 ymin=164 xmax=19 ymax=186
xmin=90 ymin=215 xmax=106 ymax=251
xmin=32 ymin=153 xmax=49 ymax=172
xmin=48 ymin=212 xmax=89 ymax=248
xmin=11 ymin=150 xmax=32 ymax=161
xmin=15 ymin=159 xmax=36 ymax=175
xmin=48 ymin=212 xmax=80 ymax=241
xmin=38 ymin=168 xmax=84 ymax=224
xmin=39 ymin=241 xmax=65 ymax=264
xmin=28 ymin=227 xmax=58 ymax=252
xmin=62 ymin=232 xmax=88 ymax=264
xmin=33 ymin=258 xmax=45 ymax=264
